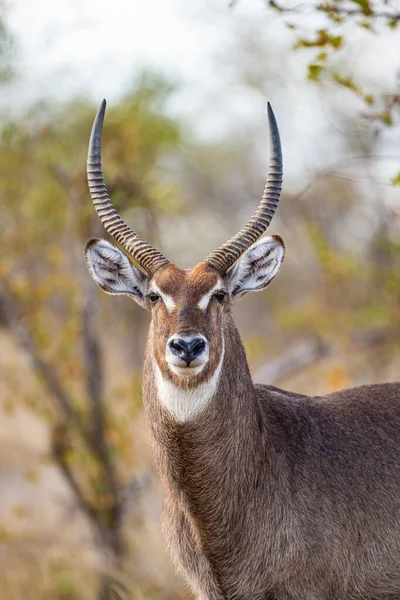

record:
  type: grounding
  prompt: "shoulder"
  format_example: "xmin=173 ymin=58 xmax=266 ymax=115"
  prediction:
xmin=255 ymin=384 xmax=309 ymax=402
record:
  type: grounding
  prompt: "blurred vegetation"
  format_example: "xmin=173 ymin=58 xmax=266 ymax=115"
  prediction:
xmin=0 ymin=3 xmax=399 ymax=600
xmin=236 ymin=0 xmax=400 ymax=181
xmin=255 ymin=0 xmax=400 ymax=118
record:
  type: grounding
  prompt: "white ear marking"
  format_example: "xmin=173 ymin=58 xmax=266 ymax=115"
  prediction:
xmin=150 ymin=282 xmax=176 ymax=312
xmin=85 ymin=239 xmax=148 ymax=303
xmin=197 ymin=281 xmax=224 ymax=311
xmin=226 ymin=235 xmax=285 ymax=300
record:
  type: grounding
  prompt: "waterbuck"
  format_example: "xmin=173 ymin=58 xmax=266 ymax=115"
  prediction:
xmin=84 ymin=100 xmax=400 ymax=600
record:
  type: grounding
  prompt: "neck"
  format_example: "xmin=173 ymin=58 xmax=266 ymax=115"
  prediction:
xmin=142 ymin=314 xmax=260 ymax=497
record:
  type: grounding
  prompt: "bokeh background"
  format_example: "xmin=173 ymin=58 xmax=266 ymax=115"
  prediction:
xmin=0 ymin=0 xmax=399 ymax=598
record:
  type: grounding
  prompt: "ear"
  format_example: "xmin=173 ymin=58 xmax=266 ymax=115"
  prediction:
xmin=84 ymin=238 xmax=149 ymax=308
xmin=226 ymin=235 xmax=285 ymax=301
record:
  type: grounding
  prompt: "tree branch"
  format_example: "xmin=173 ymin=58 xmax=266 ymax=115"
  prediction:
xmin=318 ymin=3 xmax=400 ymax=20
xmin=254 ymin=338 xmax=329 ymax=384
xmin=81 ymin=282 xmax=123 ymax=556
xmin=51 ymin=424 xmax=99 ymax=528
xmin=267 ymin=0 xmax=400 ymax=20
xmin=49 ymin=165 xmax=124 ymax=556
xmin=0 ymin=281 xmax=84 ymax=431
xmin=82 ymin=284 xmax=105 ymax=445
xmin=0 ymin=279 xmax=124 ymax=558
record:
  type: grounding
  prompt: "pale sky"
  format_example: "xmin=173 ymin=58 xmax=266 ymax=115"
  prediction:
xmin=3 ymin=0 xmax=400 ymax=194
xmin=7 ymin=0 xmax=252 ymax=102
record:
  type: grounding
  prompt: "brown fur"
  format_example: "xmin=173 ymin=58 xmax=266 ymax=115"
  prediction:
xmin=142 ymin=264 xmax=400 ymax=600
xmin=150 ymin=263 xmax=224 ymax=390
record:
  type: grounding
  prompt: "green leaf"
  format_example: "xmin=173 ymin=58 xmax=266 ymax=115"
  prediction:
xmin=308 ymin=64 xmax=323 ymax=81
xmin=330 ymin=35 xmax=343 ymax=49
xmin=391 ymin=172 xmax=400 ymax=186
xmin=295 ymin=30 xmax=342 ymax=50
xmin=363 ymin=94 xmax=375 ymax=106
xmin=269 ymin=0 xmax=284 ymax=12
xmin=332 ymin=73 xmax=359 ymax=93
xmin=349 ymin=0 xmax=372 ymax=14
xmin=382 ymin=113 xmax=394 ymax=126
xmin=326 ymin=12 xmax=344 ymax=24
xmin=359 ymin=20 xmax=374 ymax=31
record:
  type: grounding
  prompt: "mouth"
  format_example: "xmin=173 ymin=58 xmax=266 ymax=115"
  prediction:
xmin=167 ymin=361 xmax=207 ymax=377
xmin=165 ymin=333 xmax=209 ymax=377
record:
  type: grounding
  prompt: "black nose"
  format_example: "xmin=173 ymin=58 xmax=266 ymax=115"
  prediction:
xmin=169 ymin=337 xmax=206 ymax=366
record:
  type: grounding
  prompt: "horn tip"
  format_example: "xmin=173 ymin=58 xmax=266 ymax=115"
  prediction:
xmin=97 ymin=98 xmax=107 ymax=121
xmin=267 ymin=101 xmax=277 ymax=127
xmin=88 ymin=99 xmax=107 ymax=160
xmin=266 ymin=101 xmax=282 ymax=159
xmin=93 ymin=99 xmax=107 ymax=128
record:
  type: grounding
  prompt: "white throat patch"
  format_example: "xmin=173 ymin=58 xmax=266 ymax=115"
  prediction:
xmin=154 ymin=343 xmax=225 ymax=423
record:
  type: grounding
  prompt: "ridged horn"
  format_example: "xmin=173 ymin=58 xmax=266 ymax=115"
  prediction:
xmin=204 ymin=102 xmax=283 ymax=275
xmin=87 ymin=99 xmax=170 ymax=277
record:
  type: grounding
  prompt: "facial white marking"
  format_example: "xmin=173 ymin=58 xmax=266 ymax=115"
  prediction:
xmin=165 ymin=333 xmax=209 ymax=370
xmin=155 ymin=340 xmax=225 ymax=422
xmin=150 ymin=282 xmax=176 ymax=312
xmin=197 ymin=280 xmax=224 ymax=311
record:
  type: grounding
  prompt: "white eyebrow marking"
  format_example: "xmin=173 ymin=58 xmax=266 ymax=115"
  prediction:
xmin=151 ymin=282 xmax=176 ymax=312
xmin=197 ymin=281 xmax=223 ymax=311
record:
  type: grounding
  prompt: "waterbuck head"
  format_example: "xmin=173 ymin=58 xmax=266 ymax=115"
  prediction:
xmin=85 ymin=100 xmax=285 ymax=392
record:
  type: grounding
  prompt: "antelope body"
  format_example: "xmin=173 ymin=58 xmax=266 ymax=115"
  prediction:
xmin=84 ymin=100 xmax=400 ymax=600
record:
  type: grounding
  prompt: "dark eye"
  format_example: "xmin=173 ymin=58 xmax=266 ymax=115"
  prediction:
xmin=147 ymin=292 xmax=161 ymax=304
xmin=213 ymin=291 xmax=227 ymax=304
